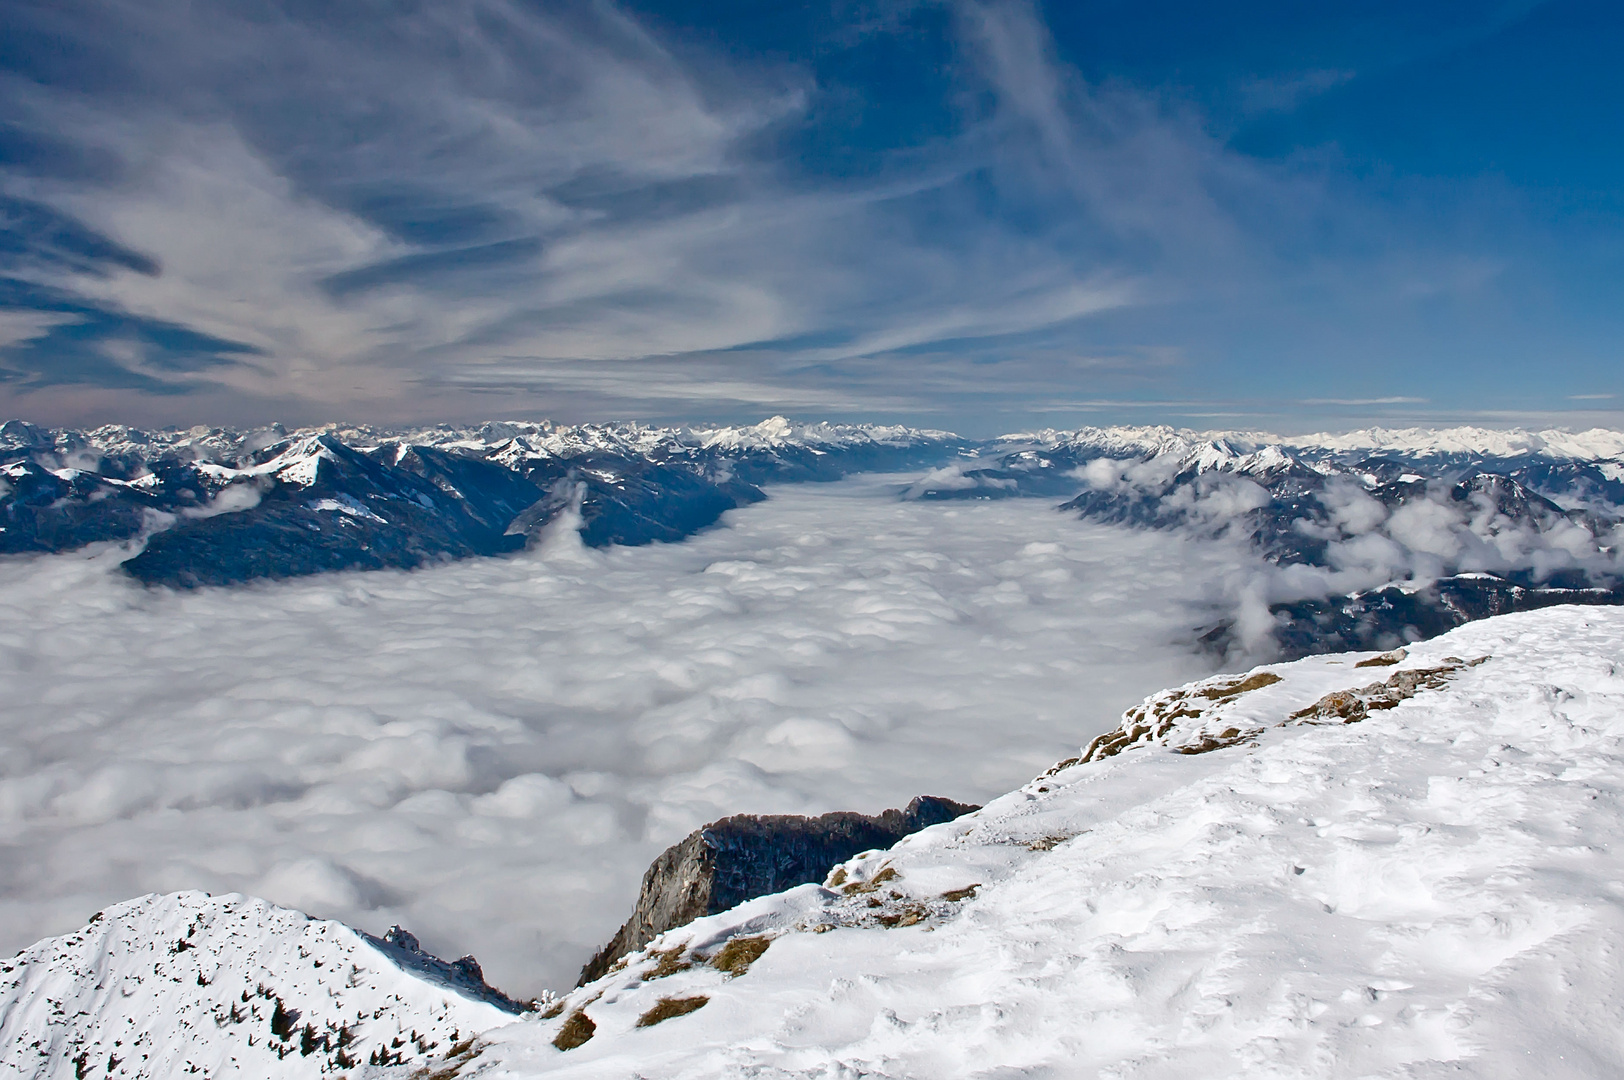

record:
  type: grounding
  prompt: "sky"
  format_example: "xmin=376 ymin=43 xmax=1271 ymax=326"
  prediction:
xmin=0 ymin=0 xmax=1620 ymax=435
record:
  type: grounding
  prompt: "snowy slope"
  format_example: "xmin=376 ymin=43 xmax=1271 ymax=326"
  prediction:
xmin=452 ymin=606 xmax=1624 ymax=1078
xmin=0 ymin=891 xmax=523 ymax=1079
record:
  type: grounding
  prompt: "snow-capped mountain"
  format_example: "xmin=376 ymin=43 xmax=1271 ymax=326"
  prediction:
xmin=0 ymin=418 xmax=964 ymax=588
xmin=7 ymin=606 xmax=1621 ymax=1078
xmin=919 ymin=424 xmax=1624 ymax=658
xmin=6 ymin=416 xmax=1624 ymax=657
xmin=0 ymin=891 xmax=525 ymax=1078
xmin=991 ymin=423 xmax=1624 ymax=463
xmin=433 ymin=605 xmax=1624 ymax=1077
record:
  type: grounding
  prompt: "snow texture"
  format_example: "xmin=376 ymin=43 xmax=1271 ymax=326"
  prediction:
xmin=459 ymin=606 xmax=1624 ymax=1078
xmin=0 ymin=891 xmax=519 ymax=1078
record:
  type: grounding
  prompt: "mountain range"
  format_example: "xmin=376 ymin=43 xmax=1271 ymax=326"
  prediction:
xmin=5 ymin=417 xmax=1622 ymax=657
xmin=0 ymin=417 xmax=962 ymax=588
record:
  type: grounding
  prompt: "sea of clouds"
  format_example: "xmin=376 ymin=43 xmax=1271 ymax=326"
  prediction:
xmin=0 ymin=476 xmax=1259 ymax=994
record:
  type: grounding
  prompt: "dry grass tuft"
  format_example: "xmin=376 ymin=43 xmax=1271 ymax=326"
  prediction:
xmin=876 ymin=904 xmax=928 ymax=928
xmin=1041 ymin=755 xmax=1080 ymax=777
xmin=1198 ymin=671 xmax=1282 ymax=700
xmin=419 ymin=1038 xmax=483 ymax=1079
xmin=552 ymin=1011 xmax=596 ymax=1051
xmin=642 ymin=947 xmax=694 ymax=981
xmin=1291 ymin=657 xmax=1488 ymax=724
xmin=635 ymin=995 xmax=710 ymax=1028
xmin=709 ymin=935 xmax=771 ymax=977
xmin=1173 ymin=726 xmax=1261 ymax=755
xmin=1025 ymin=835 xmax=1072 ymax=851
xmin=843 ymin=865 xmax=899 ymax=895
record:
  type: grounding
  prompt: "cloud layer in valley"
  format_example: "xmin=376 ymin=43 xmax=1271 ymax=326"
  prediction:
xmin=0 ymin=477 xmax=1256 ymax=993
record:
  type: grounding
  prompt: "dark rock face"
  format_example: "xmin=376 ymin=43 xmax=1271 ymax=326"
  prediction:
xmin=578 ymin=795 xmax=979 ymax=986
xmin=367 ymin=924 xmax=526 ymax=1014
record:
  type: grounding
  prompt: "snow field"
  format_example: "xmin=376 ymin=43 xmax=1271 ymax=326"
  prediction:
xmin=468 ymin=607 xmax=1624 ymax=1078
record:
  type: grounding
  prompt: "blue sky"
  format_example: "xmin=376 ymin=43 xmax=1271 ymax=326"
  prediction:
xmin=0 ymin=0 xmax=1619 ymax=434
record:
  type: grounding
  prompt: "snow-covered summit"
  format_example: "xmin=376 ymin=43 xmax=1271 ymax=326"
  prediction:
xmin=997 ymin=423 xmax=1624 ymax=463
xmin=454 ymin=606 xmax=1624 ymax=1078
xmin=2 ymin=417 xmax=959 ymax=471
xmin=995 ymin=424 xmax=1275 ymax=461
xmin=0 ymin=891 xmax=524 ymax=1079
xmin=1284 ymin=425 xmax=1624 ymax=461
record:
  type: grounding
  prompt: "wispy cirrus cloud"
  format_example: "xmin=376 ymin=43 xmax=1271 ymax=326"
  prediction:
xmin=0 ymin=0 xmax=1294 ymax=424
xmin=1298 ymin=396 xmax=1428 ymax=406
xmin=0 ymin=0 xmax=1607 ymax=429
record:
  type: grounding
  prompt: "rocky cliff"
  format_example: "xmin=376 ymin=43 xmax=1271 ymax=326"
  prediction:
xmin=577 ymin=795 xmax=978 ymax=985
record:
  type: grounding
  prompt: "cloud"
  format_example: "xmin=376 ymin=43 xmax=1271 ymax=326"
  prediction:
xmin=0 ymin=309 xmax=78 ymax=350
xmin=954 ymin=0 xmax=1253 ymax=272
xmin=0 ymin=0 xmax=1362 ymax=426
xmin=0 ymin=0 xmax=1582 ymax=430
xmin=0 ymin=476 xmax=1252 ymax=994
xmin=1298 ymin=397 xmax=1428 ymax=406
xmin=1236 ymin=69 xmax=1356 ymax=116
xmin=4 ymin=0 xmax=1136 ymax=417
xmin=1248 ymin=478 xmax=1624 ymax=615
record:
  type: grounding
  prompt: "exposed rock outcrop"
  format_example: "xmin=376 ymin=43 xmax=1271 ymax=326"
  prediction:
xmin=578 ymin=795 xmax=979 ymax=985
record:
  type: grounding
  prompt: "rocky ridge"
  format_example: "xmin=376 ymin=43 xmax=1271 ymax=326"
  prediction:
xmin=576 ymin=795 xmax=979 ymax=986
